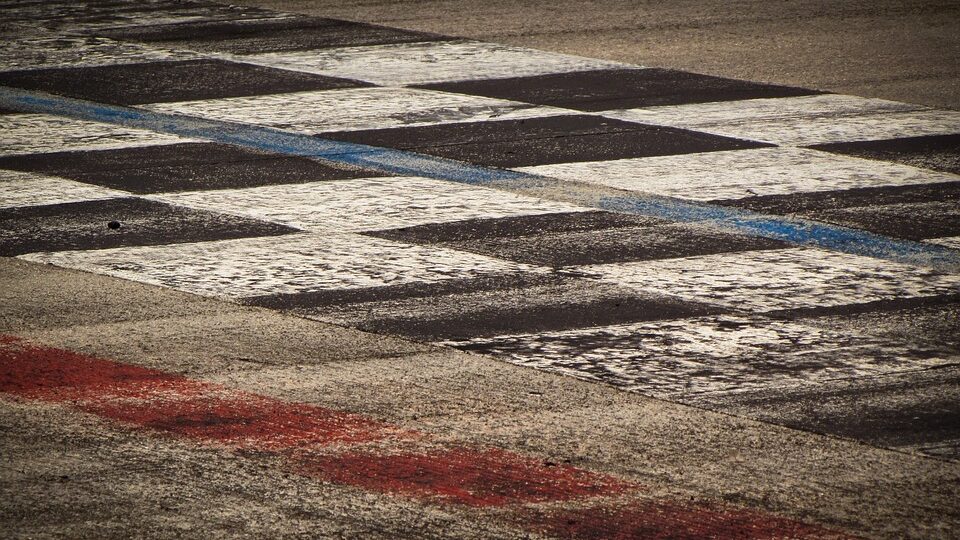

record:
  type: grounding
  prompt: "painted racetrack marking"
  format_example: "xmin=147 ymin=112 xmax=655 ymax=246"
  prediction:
xmin=20 ymin=233 xmax=545 ymax=298
xmin=144 ymin=87 xmax=571 ymax=134
xmin=2 ymin=86 xmax=958 ymax=272
xmin=0 ymin=170 xmax=128 ymax=209
xmin=0 ymin=336 xmax=852 ymax=538
xmin=148 ymin=176 xmax=584 ymax=232
xmin=518 ymin=146 xmax=960 ymax=202
xmin=230 ymin=40 xmax=627 ymax=86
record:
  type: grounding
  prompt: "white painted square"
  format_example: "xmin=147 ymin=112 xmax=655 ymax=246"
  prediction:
xmin=0 ymin=170 xmax=129 ymax=208
xmin=19 ymin=233 xmax=545 ymax=299
xmin=583 ymin=247 xmax=960 ymax=312
xmin=607 ymin=94 xmax=922 ymax=129
xmin=230 ymin=40 xmax=627 ymax=86
xmin=150 ymin=176 xmax=585 ymax=232
xmin=928 ymin=236 xmax=960 ymax=250
xmin=443 ymin=315 xmax=959 ymax=398
xmin=604 ymin=94 xmax=960 ymax=146
xmin=144 ymin=87 xmax=569 ymax=133
xmin=0 ymin=114 xmax=193 ymax=157
xmin=517 ymin=147 xmax=960 ymax=201
xmin=0 ymin=36 xmax=199 ymax=71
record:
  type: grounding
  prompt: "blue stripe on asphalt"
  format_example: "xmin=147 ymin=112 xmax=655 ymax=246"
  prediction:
xmin=3 ymin=86 xmax=959 ymax=272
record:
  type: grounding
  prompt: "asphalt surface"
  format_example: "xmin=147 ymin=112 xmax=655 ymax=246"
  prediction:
xmin=233 ymin=0 xmax=960 ymax=110
xmin=2 ymin=1 xmax=960 ymax=538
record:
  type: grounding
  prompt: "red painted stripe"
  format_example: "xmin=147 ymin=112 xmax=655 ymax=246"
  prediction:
xmin=0 ymin=337 xmax=401 ymax=449
xmin=0 ymin=336 xmax=855 ymax=538
xmin=519 ymin=500 xmax=854 ymax=539
xmin=290 ymin=447 xmax=631 ymax=507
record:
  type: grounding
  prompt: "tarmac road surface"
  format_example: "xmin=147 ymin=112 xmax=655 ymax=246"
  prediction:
xmin=1 ymin=1 xmax=959 ymax=538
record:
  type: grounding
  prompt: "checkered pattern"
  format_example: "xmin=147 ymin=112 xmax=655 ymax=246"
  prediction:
xmin=2 ymin=0 xmax=959 ymax=458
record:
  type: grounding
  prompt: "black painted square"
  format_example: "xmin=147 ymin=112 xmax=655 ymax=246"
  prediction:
xmin=809 ymin=134 xmax=960 ymax=175
xmin=800 ymin=201 xmax=960 ymax=241
xmin=415 ymin=68 xmax=823 ymax=111
xmin=444 ymin=224 xmax=790 ymax=266
xmin=0 ymin=142 xmax=387 ymax=193
xmin=368 ymin=211 xmax=664 ymax=244
xmin=323 ymin=115 xmax=770 ymax=167
xmin=0 ymin=197 xmax=298 ymax=256
xmin=99 ymin=17 xmax=449 ymax=54
xmin=0 ymin=59 xmax=369 ymax=105
xmin=248 ymin=274 xmax=723 ymax=341
xmin=718 ymin=181 xmax=960 ymax=215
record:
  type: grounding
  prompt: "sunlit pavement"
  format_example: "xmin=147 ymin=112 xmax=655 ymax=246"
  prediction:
xmin=1 ymin=1 xmax=959 ymax=538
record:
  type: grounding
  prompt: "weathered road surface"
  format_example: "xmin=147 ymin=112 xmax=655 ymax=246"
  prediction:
xmin=1 ymin=1 xmax=959 ymax=538
xmin=232 ymin=0 xmax=960 ymax=110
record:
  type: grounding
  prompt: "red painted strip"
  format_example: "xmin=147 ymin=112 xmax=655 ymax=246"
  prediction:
xmin=519 ymin=500 xmax=854 ymax=539
xmin=0 ymin=337 xmax=400 ymax=449
xmin=290 ymin=447 xmax=631 ymax=507
xmin=0 ymin=336 xmax=856 ymax=538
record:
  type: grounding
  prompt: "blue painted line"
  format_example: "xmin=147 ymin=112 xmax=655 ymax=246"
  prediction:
xmin=3 ymin=86 xmax=959 ymax=272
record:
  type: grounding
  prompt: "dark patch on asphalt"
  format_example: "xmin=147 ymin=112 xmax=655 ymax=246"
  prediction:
xmin=243 ymin=272 xmax=568 ymax=310
xmin=291 ymin=278 xmax=723 ymax=341
xmin=809 ymin=134 xmax=960 ymax=175
xmin=717 ymin=181 xmax=960 ymax=214
xmin=765 ymin=293 xmax=960 ymax=323
xmin=366 ymin=211 xmax=664 ymax=244
xmin=414 ymin=68 xmax=824 ymax=111
xmin=437 ymin=223 xmax=791 ymax=266
xmin=0 ymin=197 xmax=298 ymax=255
xmin=0 ymin=59 xmax=370 ymax=105
xmin=800 ymin=200 xmax=960 ymax=240
xmin=97 ymin=16 xmax=450 ymax=54
xmin=0 ymin=142 xmax=386 ymax=193
xmin=697 ymin=366 xmax=960 ymax=459
xmin=323 ymin=115 xmax=771 ymax=167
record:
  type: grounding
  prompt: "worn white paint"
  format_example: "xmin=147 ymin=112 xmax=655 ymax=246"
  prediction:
xmin=583 ymin=247 xmax=960 ymax=312
xmin=19 ymin=233 xmax=545 ymax=298
xmin=150 ymin=176 xmax=585 ymax=232
xmin=926 ymin=236 xmax=960 ymax=250
xmin=518 ymin=147 xmax=960 ymax=201
xmin=230 ymin=40 xmax=627 ymax=86
xmin=144 ymin=87 xmax=569 ymax=133
xmin=441 ymin=314 xmax=959 ymax=398
xmin=605 ymin=94 xmax=960 ymax=146
xmin=0 ymin=114 xmax=192 ymax=156
xmin=0 ymin=170 xmax=129 ymax=208
xmin=607 ymin=94 xmax=924 ymax=129
xmin=0 ymin=36 xmax=199 ymax=71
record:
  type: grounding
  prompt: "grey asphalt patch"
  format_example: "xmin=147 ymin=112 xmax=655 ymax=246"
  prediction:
xmin=810 ymin=134 xmax=960 ymax=175
xmin=415 ymin=68 xmax=824 ymax=111
xmin=0 ymin=258 xmax=237 ymax=333
xmin=0 ymin=59 xmax=369 ymax=105
xmin=324 ymin=114 xmax=770 ymax=168
xmin=721 ymin=180 xmax=960 ymax=214
xmin=0 ymin=142 xmax=386 ymax=193
xmin=99 ymin=16 xmax=451 ymax=54
xmin=0 ymin=197 xmax=297 ymax=256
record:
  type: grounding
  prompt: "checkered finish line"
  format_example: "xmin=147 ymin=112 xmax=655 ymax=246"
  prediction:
xmin=2 ymin=0 xmax=960 ymax=467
